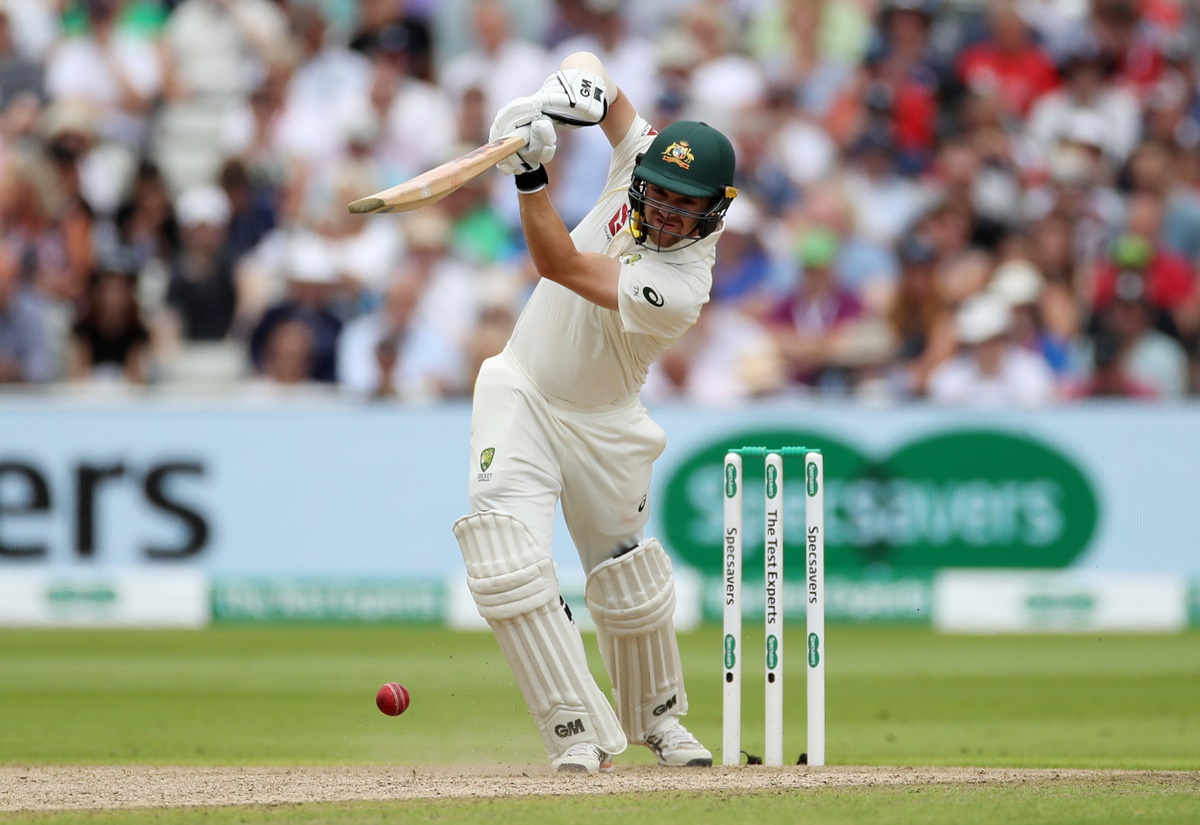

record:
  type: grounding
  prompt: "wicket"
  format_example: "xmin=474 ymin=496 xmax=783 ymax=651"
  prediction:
xmin=722 ymin=447 xmax=825 ymax=767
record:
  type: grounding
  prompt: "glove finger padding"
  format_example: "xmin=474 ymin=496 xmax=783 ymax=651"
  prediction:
xmin=489 ymin=96 xmax=542 ymax=143
xmin=496 ymin=117 xmax=557 ymax=175
xmin=534 ymin=69 xmax=609 ymax=128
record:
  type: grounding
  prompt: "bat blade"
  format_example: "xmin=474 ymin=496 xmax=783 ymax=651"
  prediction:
xmin=348 ymin=136 xmax=526 ymax=215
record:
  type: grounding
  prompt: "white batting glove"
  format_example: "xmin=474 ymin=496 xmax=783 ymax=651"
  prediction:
xmin=489 ymin=96 xmax=558 ymax=175
xmin=533 ymin=69 xmax=609 ymax=128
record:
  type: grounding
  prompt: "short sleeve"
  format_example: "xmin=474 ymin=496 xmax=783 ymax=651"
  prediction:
xmin=616 ymin=259 xmax=708 ymax=340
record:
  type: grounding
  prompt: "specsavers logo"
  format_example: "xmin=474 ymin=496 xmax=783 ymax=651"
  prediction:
xmin=661 ymin=428 xmax=1099 ymax=576
xmin=662 ymin=141 xmax=694 ymax=169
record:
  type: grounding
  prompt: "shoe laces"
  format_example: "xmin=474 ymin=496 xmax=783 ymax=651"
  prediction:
xmin=646 ymin=723 xmax=701 ymax=752
xmin=562 ymin=742 xmax=605 ymax=759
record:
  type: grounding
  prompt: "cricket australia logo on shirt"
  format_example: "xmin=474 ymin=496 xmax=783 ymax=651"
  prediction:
xmin=477 ymin=447 xmax=495 ymax=482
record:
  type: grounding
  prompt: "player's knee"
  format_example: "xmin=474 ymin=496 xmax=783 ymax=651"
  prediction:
xmin=453 ymin=511 xmax=559 ymax=621
xmin=585 ymin=538 xmax=676 ymax=636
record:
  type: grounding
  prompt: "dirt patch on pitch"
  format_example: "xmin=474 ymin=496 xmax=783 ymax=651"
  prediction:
xmin=2 ymin=765 xmax=1197 ymax=811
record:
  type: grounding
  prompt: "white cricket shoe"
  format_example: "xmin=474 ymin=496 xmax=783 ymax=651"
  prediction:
xmin=553 ymin=742 xmax=615 ymax=774
xmin=644 ymin=722 xmax=713 ymax=767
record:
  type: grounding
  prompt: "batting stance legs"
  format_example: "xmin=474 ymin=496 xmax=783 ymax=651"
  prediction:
xmin=453 ymin=352 xmax=710 ymax=770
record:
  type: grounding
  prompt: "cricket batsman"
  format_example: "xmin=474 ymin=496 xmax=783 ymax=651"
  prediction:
xmin=452 ymin=51 xmax=737 ymax=774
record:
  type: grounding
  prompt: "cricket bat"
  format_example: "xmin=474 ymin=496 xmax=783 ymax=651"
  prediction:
xmin=347 ymin=136 xmax=526 ymax=215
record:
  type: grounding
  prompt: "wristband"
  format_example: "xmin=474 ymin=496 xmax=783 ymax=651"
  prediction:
xmin=515 ymin=166 xmax=548 ymax=194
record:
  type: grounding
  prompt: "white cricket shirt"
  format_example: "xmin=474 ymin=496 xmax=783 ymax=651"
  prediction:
xmin=506 ymin=116 xmax=723 ymax=409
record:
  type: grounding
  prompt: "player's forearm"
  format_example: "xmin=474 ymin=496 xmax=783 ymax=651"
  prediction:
xmin=555 ymin=51 xmax=634 ymax=149
xmin=518 ymin=188 xmax=619 ymax=310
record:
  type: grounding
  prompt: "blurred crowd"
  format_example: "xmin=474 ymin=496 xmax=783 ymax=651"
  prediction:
xmin=0 ymin=0 xmax=1198 ymax=405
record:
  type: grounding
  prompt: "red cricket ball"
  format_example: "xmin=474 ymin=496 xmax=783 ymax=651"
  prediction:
xmin=376 ymin=682 xmax=410 ymax=716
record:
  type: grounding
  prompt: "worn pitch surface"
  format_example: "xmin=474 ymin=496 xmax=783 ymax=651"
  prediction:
xmin=3 ymin=765 xmax=1197 ymax=811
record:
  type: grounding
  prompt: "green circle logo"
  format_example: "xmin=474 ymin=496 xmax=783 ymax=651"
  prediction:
xmin=660 ymin=428 xmax=1099 ymax=576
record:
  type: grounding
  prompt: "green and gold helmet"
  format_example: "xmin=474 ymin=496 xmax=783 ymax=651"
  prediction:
xmin=629 ymin=121 xmax=738 ymax=250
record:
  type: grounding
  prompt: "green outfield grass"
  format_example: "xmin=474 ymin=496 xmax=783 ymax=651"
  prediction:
xmin=1 ymin=626 xmax=1197 ymax=824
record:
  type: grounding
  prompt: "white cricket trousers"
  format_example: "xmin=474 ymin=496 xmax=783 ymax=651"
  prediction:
xmin=466 ymin=350 xmax=667 ymax=574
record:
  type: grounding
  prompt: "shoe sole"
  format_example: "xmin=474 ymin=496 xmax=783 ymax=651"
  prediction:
xmin=656 ymin=757 xmax=713 ymax=767
xmin=556 ymin=760 xmax=615 ymax=774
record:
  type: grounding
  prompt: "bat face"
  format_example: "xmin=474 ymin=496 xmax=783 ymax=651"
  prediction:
xmin=348 ymin=136 xmax=526 ymax=215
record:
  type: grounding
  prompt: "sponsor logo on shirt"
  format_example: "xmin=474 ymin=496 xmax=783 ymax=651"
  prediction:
xmin=636 ymin=285 xmax=664 ymax=307
xmin=607 ymin=203 xmax=630 ymax=239
xmin=477 ymin=447 xmax=495 ymax=482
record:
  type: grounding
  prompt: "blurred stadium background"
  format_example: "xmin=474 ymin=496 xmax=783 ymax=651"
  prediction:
xmin=1 ymin=0 xmax=1198 ymax=639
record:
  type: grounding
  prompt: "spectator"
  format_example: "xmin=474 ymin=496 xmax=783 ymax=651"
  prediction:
xmin=1124 ymin=140 xmax=1200 ymax=263
xmin=44 ymin=0 xmax=162 ymax=165
xmin=643 ymin=300 xmax=785 ymax=406
xmin=1090 ymin=196 xmax=1198 ymax=341
xmin=1091 ymin=270 xmax=1189 ymax=397
xmin=748 ymin=0 xmax=864 ymax=116
xmin=374 ymin=31 xmax=458 ymax=188
xmin=1026 ymin=32 xmax=1140 ymax=169
xmin=320 ymin=160 xmax=405 ymax=314
xmin=1024 ymin=142 xmax=1126 ymax=281
xmin=0 ymin=7 xmax=44 ymax=113
xmin=928 ymin=290 xmax=1058 ymax=406
xmin=273 ymin=3 xmax=372 ymax=176
xmin=247 ymin=317 xmax=329 ymax=397
xmin=956 ymin=1 xmax=1059 ymax=118
xmin=219 ymin=63 xmax=295 ymax=202
xmin=884 ymin=235 xmax=956 ymax=396
xmin=915 ymin=194 xmax=996 ymax=305
xmin=249 ymin=232 xmax=343 ymax=383
xmin=155 ymin=0 xmax=290 ymax=191
xmin=679 ymin=3 xmax=768 ymax=138
xmin=987 ymin=258 xmax=1073 ymax=376
xmin=766 ymin=228 xmax=865 ymax=393
xmin=1066 ymin=328 xmax=1157 ymax=398
xmin=67 ymin=267 xmax=150 ymax=384
xmin=161 ymin=185 xmax=238 ymax=345
xmin=440 ymin=0 xmax=550 ymax=125
xmin=27 ymin=101 xmax=98 ymax=301
xmin=0 ymin=242 xmax=54 ymax=384
xmin=1088 ymin=0 xmax=1173 ymax=93
xmin=857 ymin=0 xmax=945 ymax=174
xmin=1142 ymin=68 xmax=1200 ymax=153
xmin=395 ymin=208 xmax=488 ymax=358
xmin=793 ymin=180 xmax=898 ymax=310
xmin=112 ymin=160 xmax=180 ymax=322
xmin=349 ymin=3 xmax=433 ymax=81
xmin=840 ymin=125 xmax=931 ymax=248
xmin=336 ymin=270 xmax=463 ymax=401
xmin=461 ymin=301 xmax=516 ymax=395
xmin=218 ymin=158 xmax=276 ymax=262
xmin=0 ymin=0 xmax=1193 ymax=400
xmin=710 ymin=195 xmax=778 ymax=311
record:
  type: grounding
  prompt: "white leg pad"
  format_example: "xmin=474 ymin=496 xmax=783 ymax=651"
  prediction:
xmin=453 ymin=511 xmax=627 ymax=759
xmin=585 ymin=538 xmax=687 ymax=742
